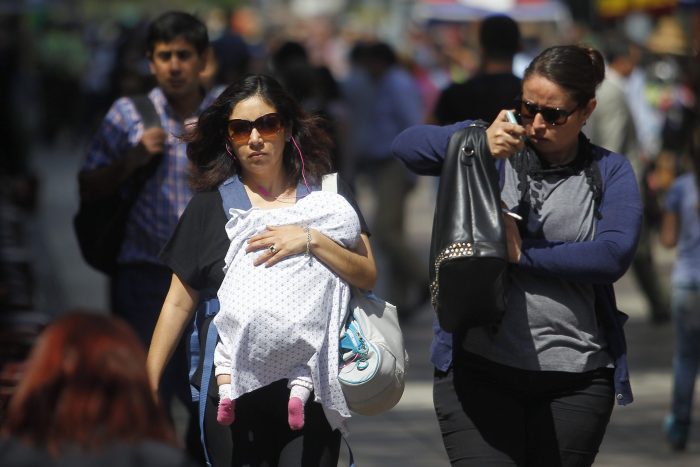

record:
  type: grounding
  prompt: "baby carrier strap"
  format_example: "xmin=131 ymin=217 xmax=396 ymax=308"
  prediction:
xmin=219 ymin=176 xmax=252 ymax=218
xmin=189 ymin=177 xmax=253 ymax=467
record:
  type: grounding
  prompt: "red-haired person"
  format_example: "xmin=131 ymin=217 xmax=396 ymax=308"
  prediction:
xmin=0 ymin=312 xmax=197 ymax=467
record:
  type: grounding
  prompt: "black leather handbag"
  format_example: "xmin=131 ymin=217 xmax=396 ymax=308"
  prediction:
xmin=429 ymin=122 xmax=508 ymax=333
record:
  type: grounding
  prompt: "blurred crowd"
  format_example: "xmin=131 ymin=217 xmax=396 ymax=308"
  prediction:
xmin=0 ymin=4 xmax=697 ymax=184
xmin=1 ymin=4 xmax=698 ymax=175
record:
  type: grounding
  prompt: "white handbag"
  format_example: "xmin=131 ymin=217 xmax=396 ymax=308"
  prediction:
xmin=338 ymin=287 xmax=408 ymax=415
xmin=320 ymin=173 xmax=408 ymax=415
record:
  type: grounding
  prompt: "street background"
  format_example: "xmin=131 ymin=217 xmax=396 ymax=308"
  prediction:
xmin=29 ymin=140 xmax=700 ymax=466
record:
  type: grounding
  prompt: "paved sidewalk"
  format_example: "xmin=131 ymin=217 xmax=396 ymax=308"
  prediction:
xmin=32 ymin=144 xmax=700 ymax=466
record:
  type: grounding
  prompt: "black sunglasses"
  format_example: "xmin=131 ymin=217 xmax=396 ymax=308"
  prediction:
xmin=227 ymin=113 xmax=284 ymax=144
xmin=517 ymin=99 xmax=579 ymax=126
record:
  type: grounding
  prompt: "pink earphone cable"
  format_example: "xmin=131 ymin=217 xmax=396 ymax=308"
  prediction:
xmin=291 ymin=136 xmax=311 ymax=194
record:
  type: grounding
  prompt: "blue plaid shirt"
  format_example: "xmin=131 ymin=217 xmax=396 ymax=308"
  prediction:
xmin=82 ymin=86 xmax=223 ymax=265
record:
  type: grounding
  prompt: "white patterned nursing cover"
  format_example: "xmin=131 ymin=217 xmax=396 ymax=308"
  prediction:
xmin=214 ymin=190 xmax=360 ymax=434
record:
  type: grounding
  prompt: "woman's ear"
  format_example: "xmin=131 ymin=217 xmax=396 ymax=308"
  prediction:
xmin=582 ymin=98 xmax=597 ymax=121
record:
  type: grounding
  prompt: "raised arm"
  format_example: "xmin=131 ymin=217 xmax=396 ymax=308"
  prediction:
xmin=391 ymin=113 xmax=525 ymax=175
xmin=79 ymin=98 xmax=166 ymax=201
xmin=391 ymin=122 xmax=465 ymax=175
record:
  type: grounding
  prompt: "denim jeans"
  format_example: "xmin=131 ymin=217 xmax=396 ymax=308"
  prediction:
xmin=670 ymin=284 xmax=700 ymax=424
xmin=110 ymin=263 xmax=202 ymax=461
xmin=110 ymin=263 xmax=191 ymax=409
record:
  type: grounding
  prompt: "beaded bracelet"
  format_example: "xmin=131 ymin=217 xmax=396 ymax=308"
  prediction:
xmin=304 ymin=226 xmax=311 ymax=256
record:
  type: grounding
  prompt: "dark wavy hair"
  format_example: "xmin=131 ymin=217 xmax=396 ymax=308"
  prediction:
xmin=186 ymin=74 xmax=334 ymax=192
xmin=523 ymin=44 xmax=605 ymax=107
xmin=2 ymin=312 xmax=176 ymax=455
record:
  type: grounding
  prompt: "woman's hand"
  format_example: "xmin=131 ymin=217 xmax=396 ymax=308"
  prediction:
xmin=247 ymin=225 xmax=377 ymax=290
xmin=486 ymin=110 xmax=526 ymax=158
xmin=246 ymin=224 xmax=308 ymax=267
xmin=502 ymin=206 xmax=522 ymax=264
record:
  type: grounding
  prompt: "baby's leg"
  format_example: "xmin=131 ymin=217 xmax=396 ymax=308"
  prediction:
xmin=288 ymin=376 xmax=313 ymax=431
xmin=216 ymin=374 xmax=235 ymax=425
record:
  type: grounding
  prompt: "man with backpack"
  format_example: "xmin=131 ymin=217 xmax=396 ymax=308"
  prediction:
xmin=77 ymin=11 xmax=223 ymax=459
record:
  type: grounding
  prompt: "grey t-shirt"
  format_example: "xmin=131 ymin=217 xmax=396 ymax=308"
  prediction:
xmin=463 ymin=158 xmax=613 ymax=373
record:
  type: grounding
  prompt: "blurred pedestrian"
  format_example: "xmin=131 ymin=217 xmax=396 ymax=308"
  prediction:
xmin=340 ymin=41 xmax=375 ymax=182
xmin=147 ymin=74 xmax=375 ymax=466
xmin=432 ymin=14 xmax=522 ymax=124
xmin=77 ymin=11 xmax=222 ymax=460
xmin=206 ymin=7 xmax=250 ymax=87
xmin=269 ymin=41 xmax=344 ymax=172
xmin=353 ymin=41 xmax=428 ymax=319
xmin=393 ymin=44 xmax=642 ymax=466
xmin=587 ymin=34 xmax=671 ymax=324
xmin=660 ymin=119 xmax=700 ymax=452
xmin=0 ymin=311 xmax=197 ymax=467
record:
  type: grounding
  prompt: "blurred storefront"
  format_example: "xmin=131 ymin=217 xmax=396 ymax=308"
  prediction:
xmin=596 ymin=0 xmax=677 ymax=19
xmin=413 ymin=0 xmax=573 ymax=22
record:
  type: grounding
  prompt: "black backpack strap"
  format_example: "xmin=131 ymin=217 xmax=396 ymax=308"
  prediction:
xmin=130 ymin=94 xmax=162 ymax=129
xmin=125 ymin=95 xmax=163 ymax=192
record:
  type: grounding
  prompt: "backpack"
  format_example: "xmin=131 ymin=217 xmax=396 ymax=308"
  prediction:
xmin=73 ymin=95 xmax=162 ymax=275
xmin=429 ymin=122 xmax=508 ymax=333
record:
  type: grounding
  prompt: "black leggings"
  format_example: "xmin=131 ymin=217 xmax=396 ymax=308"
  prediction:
xmin=433 ymin=352 xmax=614 ymax=467
xmin=201 ymin=379 xmax=340 ymax=467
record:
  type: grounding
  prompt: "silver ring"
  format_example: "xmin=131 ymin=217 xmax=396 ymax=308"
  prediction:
xmin=269 ymin=245 xmax=277 ymax=254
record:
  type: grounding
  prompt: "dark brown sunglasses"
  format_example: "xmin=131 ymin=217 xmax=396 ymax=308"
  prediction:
xmin=227 ymin=113 xmax=284 ymax=144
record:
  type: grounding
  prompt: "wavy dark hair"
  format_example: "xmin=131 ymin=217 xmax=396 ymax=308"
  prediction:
xmin=186 ymin=74 xmax=334 ymax=192
xmin=524 ymin=44 xmax=605 ymax=107
xmin=2 ymin=312 xmax=176 ymax=455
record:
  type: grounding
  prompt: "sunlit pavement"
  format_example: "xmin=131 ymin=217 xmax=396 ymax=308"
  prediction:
xmin=32 ymin=142 xmax=700 ymax=466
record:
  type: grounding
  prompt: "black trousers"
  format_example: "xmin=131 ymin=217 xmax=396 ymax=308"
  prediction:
xmin=201 ymin=379 xmax=341 ymax=467
xmin=433 ymin=352 xmax=614 ymax=467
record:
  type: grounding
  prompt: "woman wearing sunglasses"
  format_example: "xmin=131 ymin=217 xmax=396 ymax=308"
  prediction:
xmin=392 ymin=44 xmax=642 ymax=466
xmin=147 ymin=74 xmax=376 ymax=466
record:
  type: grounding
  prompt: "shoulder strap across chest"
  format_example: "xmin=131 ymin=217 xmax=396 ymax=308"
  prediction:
xmin=217 ymin=173 xmax=338 ymax=218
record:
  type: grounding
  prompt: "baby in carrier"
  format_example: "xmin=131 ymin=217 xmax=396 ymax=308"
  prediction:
xmin=214 ymin=190 xmax=359 ymax=432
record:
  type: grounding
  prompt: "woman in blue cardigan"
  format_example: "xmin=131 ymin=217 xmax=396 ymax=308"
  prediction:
xmin=392 ymin=45 xmax=642 ymax=467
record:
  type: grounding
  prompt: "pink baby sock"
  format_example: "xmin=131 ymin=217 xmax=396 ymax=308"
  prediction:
xmin=288 ymin=397 xmax=305 ymax=430
xmin=217 ymin=384 xmax=235 ymax=425
xmin=288 ymin=384 xmax=311 ymax=430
